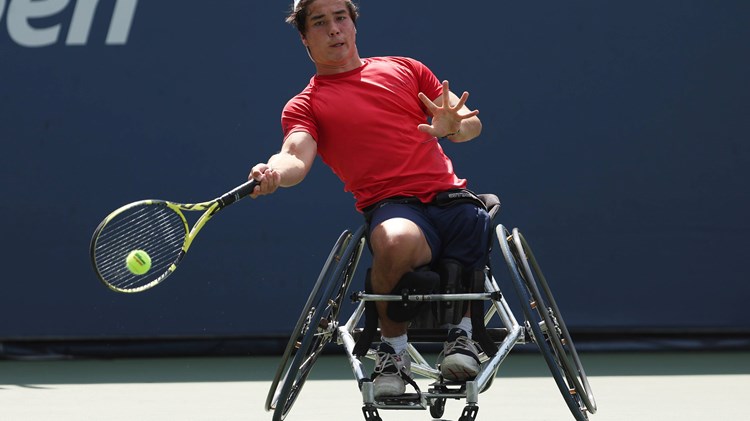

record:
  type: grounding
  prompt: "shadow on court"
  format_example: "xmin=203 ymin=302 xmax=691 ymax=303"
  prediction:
xmin=2 ymin=351 xmax=749 ymax=386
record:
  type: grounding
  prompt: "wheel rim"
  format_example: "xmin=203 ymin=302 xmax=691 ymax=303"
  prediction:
xmin=514 ymin=229 xmax=596 ymax=413
xmin=496 ymin=224 xmax=593 ymax=421
xmin=269 ymin=226 xmax=367 ymax=420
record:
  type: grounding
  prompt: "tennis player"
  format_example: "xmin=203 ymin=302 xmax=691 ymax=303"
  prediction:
xmin=249 ymin=0 xmax=491 ymax=398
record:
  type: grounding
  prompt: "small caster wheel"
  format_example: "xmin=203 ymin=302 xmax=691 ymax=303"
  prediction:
xmin=429 ymin=397 xmax=446 ymax=418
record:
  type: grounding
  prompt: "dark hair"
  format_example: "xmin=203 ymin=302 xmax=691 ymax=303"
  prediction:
xmin=286 ymin=0 xmax=359 ymax=35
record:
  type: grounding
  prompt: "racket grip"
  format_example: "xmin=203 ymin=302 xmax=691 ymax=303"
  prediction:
xmin=218 ymin=179 xmax=259 ymax=207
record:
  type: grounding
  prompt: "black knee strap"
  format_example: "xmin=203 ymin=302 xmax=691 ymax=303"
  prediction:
xmin=386 ymin=268 xmax=440 ymax=322
xmin=353 ymin=268 xmax=440 ymax=357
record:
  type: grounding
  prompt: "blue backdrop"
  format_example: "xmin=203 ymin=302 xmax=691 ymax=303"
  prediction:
xmin=1 ymin=0 xmax=748 ymax=353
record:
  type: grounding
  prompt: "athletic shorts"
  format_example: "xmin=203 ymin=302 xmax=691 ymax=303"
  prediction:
xmin=367 ymin=202 xmax=491 ymax=270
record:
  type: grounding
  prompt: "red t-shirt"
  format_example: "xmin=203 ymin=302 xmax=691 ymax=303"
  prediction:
xmin=282 ymin=56 xmax=467 ymax=212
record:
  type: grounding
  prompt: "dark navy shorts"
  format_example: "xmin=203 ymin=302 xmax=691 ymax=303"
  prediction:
xmin=367 ymin=202 xmax=491 ymax=270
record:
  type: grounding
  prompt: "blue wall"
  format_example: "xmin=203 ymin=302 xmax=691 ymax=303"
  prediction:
xmin=1 ymin=1 xmax=748 ymax=348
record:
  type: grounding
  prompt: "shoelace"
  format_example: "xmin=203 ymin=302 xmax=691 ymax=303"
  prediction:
xmin=374 ymin=351 xmax=401 ymax=375
xmin=372 ymin=350 xmax=421 ymax=394
xmin=444 ymin=335 xmax=479 ymax=355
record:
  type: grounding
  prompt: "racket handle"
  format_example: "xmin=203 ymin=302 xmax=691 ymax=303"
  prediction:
xmin=217 ymin=179 xmax=259 ymax=208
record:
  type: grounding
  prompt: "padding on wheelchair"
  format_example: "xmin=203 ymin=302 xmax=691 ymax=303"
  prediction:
xmin=385 ymin=268 xmax=440 ymax=322
xmin=477 ymin=193 xmax=501 ymax=221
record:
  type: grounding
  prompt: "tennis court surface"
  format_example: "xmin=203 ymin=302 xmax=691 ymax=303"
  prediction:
xmin=1 ymin=351 xmax=748 ymax=420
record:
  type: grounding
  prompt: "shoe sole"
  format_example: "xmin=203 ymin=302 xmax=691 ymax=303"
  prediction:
xmin=442 ymin=365 xmax=478 ymax=381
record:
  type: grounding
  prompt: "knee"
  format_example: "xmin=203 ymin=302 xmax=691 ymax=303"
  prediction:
xmin=369 ymin=219 xmax=431 ymax=265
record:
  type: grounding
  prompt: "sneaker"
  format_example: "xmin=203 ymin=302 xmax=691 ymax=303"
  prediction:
xmin=440 ymin=328 xmax=481 ymax=381
xmin=372 ymin=342 xmax=411 ymax=398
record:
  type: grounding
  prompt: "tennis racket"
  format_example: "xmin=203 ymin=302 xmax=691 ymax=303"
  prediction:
xmin=90 ymin=180 xmax=259 ymax=293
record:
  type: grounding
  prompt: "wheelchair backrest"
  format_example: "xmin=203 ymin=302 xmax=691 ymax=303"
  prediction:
xmin=478 ymin=194 xmax=501 ymax=221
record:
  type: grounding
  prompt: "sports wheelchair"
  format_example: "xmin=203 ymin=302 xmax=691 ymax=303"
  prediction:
xmin=265 ymin=194 xmax=597 ymax=421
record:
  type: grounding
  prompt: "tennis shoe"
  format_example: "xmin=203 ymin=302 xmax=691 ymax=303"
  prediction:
xmin=441 ymin=328 xmax=481 ymax=381
xmin=372 ymin=342 xmax=411 ymax=398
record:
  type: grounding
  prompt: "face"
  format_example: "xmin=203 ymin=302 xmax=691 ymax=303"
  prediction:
xmin=301 ymin=0 xmax=361 ymax=74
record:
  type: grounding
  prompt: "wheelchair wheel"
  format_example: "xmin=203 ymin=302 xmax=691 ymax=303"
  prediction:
xmin=497 ymin=225 xmax=596 ymax=421
xmin=429 ymin=398 xmax=446 ymax=419
xmin=266 ymin=226 xmax=367 ymax=421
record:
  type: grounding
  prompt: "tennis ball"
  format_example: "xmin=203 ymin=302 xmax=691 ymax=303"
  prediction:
xmin=126 ymin=249 xmax=151 ymax=275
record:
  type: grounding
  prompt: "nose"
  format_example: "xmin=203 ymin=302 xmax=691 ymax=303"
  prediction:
xmin=328 ymin=22 xmax=340 ymax=37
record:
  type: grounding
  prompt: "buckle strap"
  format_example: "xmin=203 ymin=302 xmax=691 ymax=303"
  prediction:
xmin=400 ymin=369 xmax=421 ymax=394
xmin=433 ymin=189 xmax=487 ymax=210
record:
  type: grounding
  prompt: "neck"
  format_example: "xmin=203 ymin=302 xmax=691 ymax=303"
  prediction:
xmin=315 ymin=59 xmax=364 ymax=75
xmin=312 ymin=49 xmax=364 ymax=75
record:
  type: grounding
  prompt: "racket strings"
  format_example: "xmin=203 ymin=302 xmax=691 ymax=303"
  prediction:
xmin=93 ymin=204 xmax=187 ymax=291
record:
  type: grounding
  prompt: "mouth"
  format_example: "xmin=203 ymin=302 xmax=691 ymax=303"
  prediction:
xmin=330 ymin=42 xmax=345 ymax=48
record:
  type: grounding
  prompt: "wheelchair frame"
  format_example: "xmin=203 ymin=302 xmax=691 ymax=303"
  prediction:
xmin=265 ymin=216 xmax=597 ymax=421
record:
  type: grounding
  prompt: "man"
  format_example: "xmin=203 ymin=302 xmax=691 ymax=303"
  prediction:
xmin=249 ymin=0 xmax=490 ymax=398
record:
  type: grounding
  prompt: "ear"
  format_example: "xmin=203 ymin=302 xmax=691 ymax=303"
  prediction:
xmin=300 ymin=33 xmax=308 ymax=47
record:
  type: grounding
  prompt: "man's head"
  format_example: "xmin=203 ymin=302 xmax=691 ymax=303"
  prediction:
xmin=287 ymin=0 xmax=362 ymax=75
xmin=286 ymin=0 xmax=359 ymax=36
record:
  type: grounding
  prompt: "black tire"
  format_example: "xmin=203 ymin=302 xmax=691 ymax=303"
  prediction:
xmin=429 ymin=398 xmax=446 ymax=419
xmin=266 ymin=226 xmax=367 ymax=421
xmin=513 ymin=229 xmax=597 ymax=414
xmin=497 ymin=225 xmax=596 ymax=421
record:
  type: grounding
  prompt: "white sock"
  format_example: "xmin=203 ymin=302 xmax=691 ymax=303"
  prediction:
xmin=381 ymin=334 xmax=408 ymax=354
xmin=453 ymin=317 xmax=473 ymax=339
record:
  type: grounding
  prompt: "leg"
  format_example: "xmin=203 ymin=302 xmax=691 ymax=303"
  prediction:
xmin=367 ymin=205 xmax=435 ymax=398
xmin=369 ymin=217 xmax=432 ymax=337
xmin=428 ymin=203 xmax=492 ymax=381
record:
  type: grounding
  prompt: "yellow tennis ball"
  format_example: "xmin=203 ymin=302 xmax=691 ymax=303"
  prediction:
xmin=126 ymin=249 xmax=151 ymax=275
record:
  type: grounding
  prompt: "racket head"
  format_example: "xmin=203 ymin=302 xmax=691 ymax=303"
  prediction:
xmin=90 ymin=200 xmax=189 ymax=293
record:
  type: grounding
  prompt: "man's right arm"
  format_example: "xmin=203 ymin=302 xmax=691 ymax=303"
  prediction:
xmin=249 ymin=131 xmax=317 ymax=197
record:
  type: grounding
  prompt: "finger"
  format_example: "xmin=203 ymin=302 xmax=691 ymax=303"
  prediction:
xmin=249 ymin=165 xmax=273 ymax=198
xmin=269 ymin=169 xmax=285 ymax=191
xmin=458 ymin=109 xmax=480 ymax=120
xmin=452 ymin=91 xmax=470 ymax=110
xmin=417 ymin=123 xmax=436 ymax=135
xmin=418 ymin=92 xmax=437 ymax=111
xmin=250 ymin=163 xmax=268 ymax=180
xmin=250 ymin=181 xmax=262 ymax=198
xmin=441 ymin=81 xmax=450 ymax=106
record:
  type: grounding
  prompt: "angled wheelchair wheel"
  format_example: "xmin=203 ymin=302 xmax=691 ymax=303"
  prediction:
xmin=497 ymin=225 xmax=596 ymax=421
xmin=266 ymin=226 xmax=367 ymax=421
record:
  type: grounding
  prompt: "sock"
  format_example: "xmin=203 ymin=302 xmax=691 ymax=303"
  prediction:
xmin=453 ymin=317 xmax=473 ymax=339
xmin=381 ymin=334 xmax=408 ymax=354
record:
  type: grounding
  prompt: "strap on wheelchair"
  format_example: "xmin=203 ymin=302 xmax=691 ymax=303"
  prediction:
xmin=370 ymin=366 xmax=422 ymax=395
xmin=361 ymin=189 xmax=499 ymax=224
xmin=467 ymin=268 xmax=499 ymax=357
xmin=436 ymin=259 xmax=467 ymax=326
xmin=354 ymin=269 xmax=378 ymax=357
xmin=433 ymin=188 xmax=487 ymax=210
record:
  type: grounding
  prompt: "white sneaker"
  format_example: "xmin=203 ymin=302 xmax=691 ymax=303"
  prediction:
xmin=441 ymin=328 xmax=481 ymax=381
xmin=372 ymin=342 xmax=411 ymax=398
